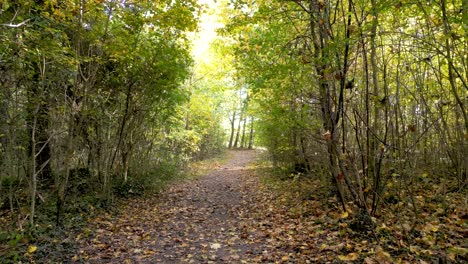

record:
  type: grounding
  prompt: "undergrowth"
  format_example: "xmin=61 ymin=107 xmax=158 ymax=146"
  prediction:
xmin=0 ymin=153 xmax=228 ymax=263
xmin=256 ymin=156 xmax=468 ymax=263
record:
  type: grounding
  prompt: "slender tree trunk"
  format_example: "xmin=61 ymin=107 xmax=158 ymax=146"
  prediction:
xmin=0 ymin=90 xmax=8 ymax=169
xmin=30 ymin=113 xmax=37 ymax=226
xmin=110 ymin=82 xmax=132 ymax=169
xmin=240 ymin=113 xmax=247 ymax=148
xmin=248 ymin=116 xmax=254 ymax=149
xmin=441 ymin=0 xmax=468 ymax=131
xmin=122 ymin=152 xmax=129 ymax=182
xmin=441 ymin=0 xmax=468 ymax=186
xmin=56 ymin=110 xmax=76 ymax=226
xmin=28 ymin=56 xmax=50 ymax=226
xmin=370 ymin=0 xmax=383 ymax=215
xmin=233 ymin=109 xmax=243 ymax=148
xmin=228 ymin=111 xmax=236 ymax=148
xmin=307 ymin=0 xmax=347 ymax=211
xmin=30 ymin=75 xmax=51 ymax=183
xmin=122 ymin=127 xmax=135 ymax=183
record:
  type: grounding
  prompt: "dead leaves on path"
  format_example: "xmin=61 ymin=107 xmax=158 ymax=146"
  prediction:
xmin=73 ymin=203 xmax=160 ymax=262
xmin=73 ymin=151 xmax=262 ymax=263
xmin=73 ymin=153 xmax=467 ymax=263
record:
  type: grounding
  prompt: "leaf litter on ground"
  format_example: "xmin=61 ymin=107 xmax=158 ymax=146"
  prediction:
xmin=15 ymin=150 xmax=466 ymax=263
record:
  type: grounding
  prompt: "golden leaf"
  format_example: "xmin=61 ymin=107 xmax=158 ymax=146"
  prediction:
xmin=423 ymin=223 xmax=439 ymax=232
xmin=340 ymin=211 xmax=349 ymax=219
xmin=375 ymin=247 xmax=393 ymax=263
xmin=28 ymin=245 xmax=38 ymax=254
xmin=338 ymin=252 xmax=358 ymax=261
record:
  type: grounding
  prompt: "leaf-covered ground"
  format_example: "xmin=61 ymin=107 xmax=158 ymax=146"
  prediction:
xmin=65 ymin=150 xmax=467 ymax=263
xmin=74 ymin=150 xmax=273 ymax=263
xmin=6 ymin=149 xmax=467 ymax=263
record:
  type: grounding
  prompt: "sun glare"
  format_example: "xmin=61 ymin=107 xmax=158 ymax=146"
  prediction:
xmin=191 ymin=0 xmax=223 ymax=64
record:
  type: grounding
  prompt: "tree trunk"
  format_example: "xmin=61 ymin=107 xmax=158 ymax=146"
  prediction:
xmin=441 ymin=0 xmax=468 ymax=132
xmin=228 ymin=111 xmax=236 ymax=148
xmin=248 ymin=116 xmax=254 ymax=149
xmin=370 ymin=0 xmax=383 ymax=215
xmin=240 ymin=113 xmax=248 ymax=148
xmin=29 ymin=75 xmax=51 ymax=184
xmin=233 ymin=107 xmax=243 ymax=148
xmin=30 ymin=113 xmax=37 ymax=226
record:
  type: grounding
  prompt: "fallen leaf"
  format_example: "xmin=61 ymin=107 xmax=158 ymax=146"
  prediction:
xmin=28 ymin=245 xmax=38 ymax=254
xmin=338 ymin=252 xmax=358 ymax=261
xmin=423 ymin=223 xmax=439 ymax=232
xmin=210 ymin=242 xmax=221 ymax=250
xmin=341 ymin=211 xmax=349 ymax=219
xmin=375 ymin=246 xmax=393 ymax=263
xmin=447 ymin=246 xmax=468 ymax=257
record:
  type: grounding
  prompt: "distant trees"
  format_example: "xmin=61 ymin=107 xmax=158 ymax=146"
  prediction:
xmin=225 ymin=0 xmax=466 ymax=215
xmin=227 ymin=89 xmax=255 ymax=149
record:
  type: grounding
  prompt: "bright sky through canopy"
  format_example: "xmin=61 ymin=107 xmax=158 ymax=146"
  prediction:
xmin=191 ymin=0 xmax=223 ymax=64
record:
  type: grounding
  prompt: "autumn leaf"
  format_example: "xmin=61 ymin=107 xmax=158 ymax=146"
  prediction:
xmin=28 ymin=245 xmax=38 ymax=254
xmin=338 ymin=252 xmax=358 ymax=261
xmin=363 ymin=257 xmax=375 ymax=264
xmin=423 ymin=223 xmax=439 ymax=232
xmin=375 ymin=246 xmax=393 ymax=263
xmin=447 ymin=246 xmax=468 ymax=258
xmin=340 ymin=211 xmax=349 ymax=219
xmin=210 ymin=243 xmax=221 ymax=250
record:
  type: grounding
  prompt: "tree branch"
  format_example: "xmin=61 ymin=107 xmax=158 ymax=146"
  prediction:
xmin=1 ymin=19 xmax=31 ymax=28
xmin=291 ymin=0 xmax=310 ymax=13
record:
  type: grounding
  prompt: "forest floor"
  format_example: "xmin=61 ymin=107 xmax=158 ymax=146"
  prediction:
xmin=74 ymin=149 xmax=299 ymax=263
xmin=72 ymin=149 xmax=339 ymax=263
xmin=14 ymin=150 xmax=466 ymax=263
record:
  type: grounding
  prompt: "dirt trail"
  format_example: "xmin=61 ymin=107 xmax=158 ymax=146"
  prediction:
xmin=78 ymin=150 xmax=271 ymax=263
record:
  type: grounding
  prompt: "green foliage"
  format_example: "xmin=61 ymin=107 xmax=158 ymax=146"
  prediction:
xmin=0 ymin=0 xmax=222 ymax=236
xmin=0 ymin=231 xmax=23 ymax=263
xmin=223 ymin=0 xmax=467 ymax=219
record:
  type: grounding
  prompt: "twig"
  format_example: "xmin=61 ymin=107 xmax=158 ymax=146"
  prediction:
xmin=1 ymin=18 xmax=31 ymax=28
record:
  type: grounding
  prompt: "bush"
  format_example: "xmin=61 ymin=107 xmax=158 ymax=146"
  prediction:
xmin=114 ymin=161 xmax=182 ymax=197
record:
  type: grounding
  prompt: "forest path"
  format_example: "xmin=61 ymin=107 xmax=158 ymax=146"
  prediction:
xmin=77 ymin=150 xmax=306 ymax=263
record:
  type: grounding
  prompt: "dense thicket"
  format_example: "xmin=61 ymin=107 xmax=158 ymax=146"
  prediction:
xmin=224 ymin=0 xmax=466 ymax=214
xmin=0 ymin=0 xmax=225 ymax=228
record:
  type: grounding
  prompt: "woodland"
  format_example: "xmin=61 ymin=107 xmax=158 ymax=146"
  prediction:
xmin=0 ymin=0 xmax=466 ymax=263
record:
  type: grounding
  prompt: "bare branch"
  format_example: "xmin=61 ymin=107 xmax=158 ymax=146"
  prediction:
xmin=291 ymin=0 xmax=310 ymax=13
xmin=1 ymin=18 xmax=31 ymax=28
